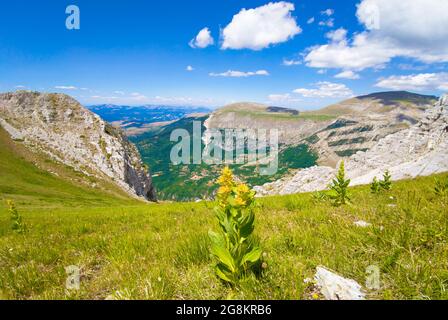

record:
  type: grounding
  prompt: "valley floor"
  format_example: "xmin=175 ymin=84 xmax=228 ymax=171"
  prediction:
xmin=1 ymin=173 xmax=447 ymax=300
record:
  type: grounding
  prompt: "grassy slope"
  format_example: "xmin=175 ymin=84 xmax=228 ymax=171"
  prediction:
xmin=1 ymin=126 xmax=447 ymax=300
xmin=1 ymin=169 xmax=447 ymax=299
xmin=219 ymin=109 xmax=336 ymax=122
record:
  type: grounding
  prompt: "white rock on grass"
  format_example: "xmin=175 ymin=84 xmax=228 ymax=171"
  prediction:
xmin=314 ymin=266 xmax=365 ymax=300
xmin=354 ymin=220 xmax=372 ymax=228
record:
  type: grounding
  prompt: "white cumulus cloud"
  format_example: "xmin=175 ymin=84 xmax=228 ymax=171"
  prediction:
xmin=209 ymin=70 xmax=269 ymax=77
xmin=55 ymin=86 xmax=77 ymax=90
xmin=189 ymin=27 xmax=214 ymax=49
xmin=268 ymin=93 xmax=301 ymax=102
xmin=186 ymin=65 xmax=194 ymax=72
xmin=305 ymin=0 xmax=448 ymax=71
xmin=326 ymin=28 xmax=347 ymax=43
xmin=318 ymin=19 xmax=334 ymax=28
xmin=335 ymin=70 xmax=360 ymax=79
xmin=305 ymin=32 xmax=398 ymax=70
xmin=307 ymin=17 xmax=315 ymax=24
xmin=282 ymin=58 xmax=301 ymax=66
xmin=321 ymin=9 xmax=334 ymax=16
xmin=89 ymin=94 xmax=219 ymax=107
xmin=293 ymin=82 xmax=354 ymax=98
xmin=267 ymin=93 xmax=302 ymax=106
xmin=318 ymin=8 xmax=335 ymax=27
xmin=130 ymin=92 xmax=148 ymax=101
xmin=375 ymin=73 xmax=448 ymax=91
xmin=221 ymin=2 xmax=301 ymax=50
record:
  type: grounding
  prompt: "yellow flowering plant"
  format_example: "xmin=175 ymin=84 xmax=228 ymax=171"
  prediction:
xmin=6 ymin=200 xmax=26 ymax=234
xmin=209 ymin=167 xmax=262 ymax=285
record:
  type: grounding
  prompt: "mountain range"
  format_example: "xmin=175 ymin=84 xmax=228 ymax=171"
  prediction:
xmin=0 ymin=90 xmax=445 ymax=202
xmin=132 ymin=91 xmax=441 ymax=200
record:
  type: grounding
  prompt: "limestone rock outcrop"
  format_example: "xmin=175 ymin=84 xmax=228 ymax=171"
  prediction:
xmin=255 ymin=94 xmax=448 ymax=196
xmin=0 ymin=91 xmax=156 ymax=201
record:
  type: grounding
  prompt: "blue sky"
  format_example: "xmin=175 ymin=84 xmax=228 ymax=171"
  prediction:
xmin=0 ymin=0 xmax=447 ymax=109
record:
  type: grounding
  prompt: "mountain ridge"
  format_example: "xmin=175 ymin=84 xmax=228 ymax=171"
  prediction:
xmin=255 ymin=94 xmax=448 ymax=196
xmin=1 ymin=90 xmax=443 ymax=202
xmin=316 ymin=90 xmax=437 ymax=116
xmin=130 ymin=90 xmax=444 ymax=200
xmin=204 ymin=91 xmax=438 ymax=167
xmin=0 ymin=91 xmax=156 ymax=201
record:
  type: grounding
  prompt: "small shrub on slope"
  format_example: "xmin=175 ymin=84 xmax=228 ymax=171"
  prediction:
xmin=329 ymin=161 xmax=351 ymax=206
xmin=209 ymin=167 xmax=262 ymax=285
xmin=380 ymin=170 xmax=392 ymax=191
xmin=371 ymin=177 xmax=381 ymax=194
xmin=371 ymin=171 xmax=394 ymax=195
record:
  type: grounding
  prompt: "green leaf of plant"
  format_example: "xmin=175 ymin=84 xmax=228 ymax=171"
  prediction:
xmin=241 ymin=247 xmax=262 ymax=266
xmin=215 ymin=265 xmax=233 ymax=283
xmin=211 ymin=245 xmax=236 ymax=272
xmin=208 ymin=230 xmax=224 ymax=247
xmin=240 ymin=212 xmax=255 ymax=239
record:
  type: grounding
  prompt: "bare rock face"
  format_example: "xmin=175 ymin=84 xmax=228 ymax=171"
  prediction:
xmin=307 ymin=117 xmax=414 ymax=167
xmin=255 ymin=94 xmax=448 ymax=196
xmin=301 ymin=91 xmax=437 ymax=166
xmin=346 ymin=93 xmax=448 ymax=185
xmin=254 ymin=166 xmax=334 ymax=196
xmin=0 ymin=91 xmax=156 ymax=201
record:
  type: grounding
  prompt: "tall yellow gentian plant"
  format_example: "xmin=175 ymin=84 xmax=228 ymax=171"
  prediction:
xmin=209 ymin=167 xmax=262 ymax=285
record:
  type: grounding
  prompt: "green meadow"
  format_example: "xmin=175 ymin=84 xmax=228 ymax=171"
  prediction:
xmin=1 ymin=128 xmax=447 ymax=300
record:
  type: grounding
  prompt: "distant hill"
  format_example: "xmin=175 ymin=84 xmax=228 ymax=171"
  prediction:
xmin=206 ymin=102 xmax=336 ymax=146
xmin=267 ymin=106 xmax=300 ymax=116
xmin=3 ymin=90 xmax=433 ymax=202
xmin=357 ymin=91 xmax=438 ymax=106
xmin=316 ymin=91 xmax=438 ymax=116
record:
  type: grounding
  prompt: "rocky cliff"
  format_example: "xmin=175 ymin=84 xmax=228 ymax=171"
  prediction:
xmin=255 ymin=94 xmax=448 ymax=196
xmin=206 ymin=93 xmax=436 ymax=168
xmin=0 ymin=91 xmax=156 ymax=201
xmin=303 ymin=91 xmax=437 ymax=167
